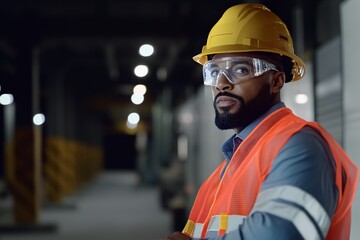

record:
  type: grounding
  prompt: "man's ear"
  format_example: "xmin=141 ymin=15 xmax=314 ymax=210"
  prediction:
xmin=271 ymin=71 xmax=285 ymax=94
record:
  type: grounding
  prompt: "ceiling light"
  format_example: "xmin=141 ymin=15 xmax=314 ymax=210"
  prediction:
xmin=131 ymin=93 xmax=144 ymax=105
xmin=133 ymin=84 xmax=147 ymax=95
xmin=134 ymin=65 xmax=149 ymax=78
xmin=33 ymin=113 xmax=45 ymax=126
xmin=0 ymin=93 xmax=13 ymax=105
xmin=127 ymin=112 xmax=140 ymax=125
xmin=139 ymin=44 xmax=154 ymax=57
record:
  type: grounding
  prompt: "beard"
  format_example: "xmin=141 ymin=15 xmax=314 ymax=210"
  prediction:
xmin=213 ymin=83 xmax=275 ymax=130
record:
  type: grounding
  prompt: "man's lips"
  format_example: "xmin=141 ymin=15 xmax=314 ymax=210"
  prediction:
xmin=216 ymin=96 xmax=239 ymax=107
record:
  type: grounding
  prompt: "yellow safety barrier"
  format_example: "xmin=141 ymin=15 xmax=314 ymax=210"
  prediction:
xmin=5 ymin=128 xmax=104 ymax=223
xmin=4 ymin=142 xmax=15 ymax=190
xmin=74 ymin=142 xmax=104 ymax=187
xmin=44 ymin=136 xmax=104 ymax=203
xmin=45 ymin=137 xmax=75 ymax=202
xmin=12 ymin=127 xmax=41 ymax=224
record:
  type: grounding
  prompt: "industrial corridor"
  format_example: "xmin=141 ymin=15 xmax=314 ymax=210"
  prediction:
xmin=1 ymin=0 xmax=360 ymax=239
xmin=0 ymin=171 xmax=173 ymax=240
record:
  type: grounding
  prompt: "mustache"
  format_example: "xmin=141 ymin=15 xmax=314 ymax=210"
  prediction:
xmin=214 ymin=92 xmax=243 ymax=103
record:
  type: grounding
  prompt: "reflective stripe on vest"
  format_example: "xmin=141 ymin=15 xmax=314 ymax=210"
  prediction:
xmin=183 ymin=220 xmax=203 ymax=238
xmin=207 ymin=214 xmax=246 ymax=236
xmin=251 ymin=185 xmax=330 ymax=240
xmin=184 ymin=215 xmax=246 ymax=238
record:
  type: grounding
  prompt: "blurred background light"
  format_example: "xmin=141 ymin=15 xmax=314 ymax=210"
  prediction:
xmin=139 ymin=44 xmax=154 ymax=57
xmin=133 ymin=84 xmax=147 ymax=95
xmin=134 ymin=65 xmax=148 ymax=78
xmin=126 ymin=121 xmax=138 ymax=129
xmin=127 ymin=112 xmax=140 ymax=125
xmin=295 ymin=94 xmax=309 ymax=104
xmin=33 ymin=113 xmax=45 ymax=125
xmin=131 ymin=93 xmax=144 ymax=105
xmin=0 ymin=93 xmax=14 ymax=105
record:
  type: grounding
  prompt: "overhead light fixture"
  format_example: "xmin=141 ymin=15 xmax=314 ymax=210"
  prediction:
xmin=33 ymin=113 xmax=45 ymax=126
xmin=127 ymin=112 xmax=140 ymax=130
xmin=133 ymin=84 xmax=147 ymax=95
xmin=139 ymin=44 xmax=154 ymax=57
xmin=0 ymin=93 xmax=14 ymax=105
xmin=127 ymin=112 xmax=140 ymax=125
xmin=134 ymin=65 xmax=149 ymax=78
xmin=131 ymin=93 xmax=144 ymax=105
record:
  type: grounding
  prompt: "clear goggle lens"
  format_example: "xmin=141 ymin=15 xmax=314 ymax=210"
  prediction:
xmin=203 ymin=56 xmax=279 ymax=86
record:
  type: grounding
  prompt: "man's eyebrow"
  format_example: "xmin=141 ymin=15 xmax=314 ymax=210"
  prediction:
xmin=208 ymin=63 xmax=220 ymax=68
xmin=231 ymin=60 xmax=251 ymax=65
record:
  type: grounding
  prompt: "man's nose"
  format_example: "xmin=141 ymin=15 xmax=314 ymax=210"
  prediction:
xmin=215 ymin=72 xmax=233 ymax=91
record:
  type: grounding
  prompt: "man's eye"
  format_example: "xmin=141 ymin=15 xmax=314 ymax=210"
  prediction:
xmin=233 ymin=66 xmax=250 ymax=76
xmin=210 ymin=69 xmax=220 ymax=78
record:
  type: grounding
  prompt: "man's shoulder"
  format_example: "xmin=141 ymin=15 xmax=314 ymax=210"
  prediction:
xmin=287 ymin=126 xmax=327 ymax=149
xmin=276 ymin=125 xmax=334 ymax=168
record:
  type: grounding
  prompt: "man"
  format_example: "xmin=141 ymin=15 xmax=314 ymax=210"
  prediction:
xmin=163 ymin=3 xmax=358 ymax=240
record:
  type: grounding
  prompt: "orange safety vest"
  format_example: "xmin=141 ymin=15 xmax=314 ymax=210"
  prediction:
xmin=182 ymin=108 xmax=358 ymax=239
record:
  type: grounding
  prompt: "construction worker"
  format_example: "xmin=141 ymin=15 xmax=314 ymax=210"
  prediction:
xmin=162 ymin=3 xmax=358 ymax=240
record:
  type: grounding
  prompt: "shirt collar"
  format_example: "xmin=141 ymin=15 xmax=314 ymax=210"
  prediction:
xmin=220 ymin=102 xmax=286 ymax=162
xmin=237 ymin=102 xmax=286 ymax=141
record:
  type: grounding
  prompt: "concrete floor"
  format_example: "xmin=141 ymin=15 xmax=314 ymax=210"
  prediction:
xmin=0 ymin=171 xmax=173 ymax=240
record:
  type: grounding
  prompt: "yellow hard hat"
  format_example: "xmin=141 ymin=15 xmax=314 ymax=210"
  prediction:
xmin=193 ymin=3 xmax=305 ymax=82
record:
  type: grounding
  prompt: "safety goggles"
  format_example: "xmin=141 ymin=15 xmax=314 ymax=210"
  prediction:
xmin=203 ymin=56 xmax=279 ymax=86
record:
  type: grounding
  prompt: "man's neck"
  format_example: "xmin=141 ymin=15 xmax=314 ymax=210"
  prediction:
xmin=232 ymin=100 xmax=282 ymax=134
